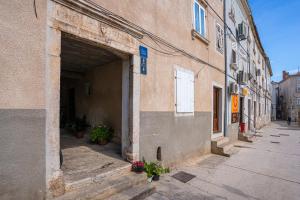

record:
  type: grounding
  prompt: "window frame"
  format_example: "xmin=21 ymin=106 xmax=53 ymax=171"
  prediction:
xmin=297 ymin=77 xmax=300 ymax=93
xmin=216 ymin=22 xmax=224 ymax=54
xmin=193 ymin=0 xmax=206 ymax=38
xmin=297 ymin=97 xmax=300 ymax=105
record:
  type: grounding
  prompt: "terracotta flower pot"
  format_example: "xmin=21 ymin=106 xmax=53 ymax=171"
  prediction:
xmin=75 ymin=131 xmax=84 ymax=138
xmin=98 ymin=139 xmax=108 ymax=145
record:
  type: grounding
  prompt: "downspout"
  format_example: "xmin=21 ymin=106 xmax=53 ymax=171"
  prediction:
xmin=223 ymin=0 xmax=228 ymax=136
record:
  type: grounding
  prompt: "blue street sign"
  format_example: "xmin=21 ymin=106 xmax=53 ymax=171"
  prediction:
xmin=139 ymin=45 xmax=148 ymax=58
xmin=139 ymin=46 xmax=148 ymax=75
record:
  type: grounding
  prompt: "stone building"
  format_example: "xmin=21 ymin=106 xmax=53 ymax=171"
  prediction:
xmin=271 ymin=81 xmax=279 ymax=120
xmin=0 ymin=0 xmax=227 ymax=199
xmin=273 ymin=71 xmax=300 ymax=122
xmin=224 ymin=0 xmax=272 ymax=144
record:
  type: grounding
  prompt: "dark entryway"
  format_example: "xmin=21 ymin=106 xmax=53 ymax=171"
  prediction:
xmin=59 ymin=33 xmax=130 ymax=185
xmin=239 ymin=97 xmax=244 ymax=123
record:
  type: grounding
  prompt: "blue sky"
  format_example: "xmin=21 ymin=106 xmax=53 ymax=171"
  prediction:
xmin=248 ymin=0 xmax=300 ymax=81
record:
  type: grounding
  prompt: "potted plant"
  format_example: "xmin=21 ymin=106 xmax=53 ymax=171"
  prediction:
xmin=132 ymin=161 xmax=144 ymax=173
xmin=90 ymin=124 xmax=113 ymax=145
xmin=143 ymin=160 xmax=170 ymax=182
xmin=73 ymin=117 xmax=88 ymax=138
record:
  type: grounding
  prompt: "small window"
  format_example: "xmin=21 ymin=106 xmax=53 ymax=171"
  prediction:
xmin=297 ymin=78 xmax=300 ymax=93
xmin=297 ymin=98 xmax=300 ymax=105
xmin=194 ymin=1 xmax=206 ymax=37
xmin=176 ymin=68 xmax=194 ymax=113
xmin=216 ymin=23 xmax=224 ymax=54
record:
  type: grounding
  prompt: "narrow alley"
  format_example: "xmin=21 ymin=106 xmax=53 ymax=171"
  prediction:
xmin=145 ymin=121 xmax=300 ymax=200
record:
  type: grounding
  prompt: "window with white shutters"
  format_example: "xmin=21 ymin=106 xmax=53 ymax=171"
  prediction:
xmin=176 ymin=69 xmax=194 ymax=113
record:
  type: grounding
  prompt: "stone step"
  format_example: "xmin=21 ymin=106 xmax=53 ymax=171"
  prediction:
xmin=219 ymin=143 xmax=233 ymax=154
xmin=55 ymin=172 xmax=147 ymax=200
xmin=238 ymin=133 xmax=254 ymax=143
xmin=107 ymin=184 xmax=156 ymax=200
xmin=211 ymin=137 xmax=235 ymax=157
xmin=65 ymin=164 xmax=132 ymax=191
xmin=211 ymin=137 xmax=230 ymax=148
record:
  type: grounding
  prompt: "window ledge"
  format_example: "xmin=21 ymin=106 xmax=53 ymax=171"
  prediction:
xmin=191 ymin=29 xmax=209 ymax=45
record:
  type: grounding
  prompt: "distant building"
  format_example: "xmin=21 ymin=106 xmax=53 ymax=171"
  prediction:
xmin=272 ymin=71 xmax=300 ymax=121
xmin=271 ymin=81 xmax=279 ymax=120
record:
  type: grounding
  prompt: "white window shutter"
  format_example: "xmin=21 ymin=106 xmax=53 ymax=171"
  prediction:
xmin=189 ymin=73 xmax=194 ymax=112
xmin=176 ymin=69 xmax=194 ymax=113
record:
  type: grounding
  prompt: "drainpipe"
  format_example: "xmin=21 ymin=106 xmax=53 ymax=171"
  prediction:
xmin=223 ymin=0 xmax=228 ymax=137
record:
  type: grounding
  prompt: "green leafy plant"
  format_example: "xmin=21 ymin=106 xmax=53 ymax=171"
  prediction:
xmin=143 ymin=159 xmax=170 ymax=178
xmin=90 ymin=124 xmax=113 ymax=144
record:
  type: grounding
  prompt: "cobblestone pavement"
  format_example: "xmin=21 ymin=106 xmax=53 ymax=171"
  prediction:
xmin=145 ymin=121 xmax=300 ymax=200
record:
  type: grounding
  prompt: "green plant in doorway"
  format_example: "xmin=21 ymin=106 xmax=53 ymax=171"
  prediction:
xmin=90 ymin=124 xmax=113 ymax=145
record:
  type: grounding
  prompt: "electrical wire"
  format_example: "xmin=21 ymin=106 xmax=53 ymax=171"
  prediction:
xmin=55 ymin=0 xmax=272 ymax=102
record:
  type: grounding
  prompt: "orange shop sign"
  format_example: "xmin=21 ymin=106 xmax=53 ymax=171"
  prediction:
xmin=231 ymin=95 xmax=239 ymax=113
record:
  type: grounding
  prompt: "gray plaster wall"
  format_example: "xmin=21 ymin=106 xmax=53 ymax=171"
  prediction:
xmin=227 ymin=123 xmax=239 ymax=142
xmin=140 ymin=112 xmax=211 ymax=165
xmin=0 ymin=109 xmax=46 ymax=200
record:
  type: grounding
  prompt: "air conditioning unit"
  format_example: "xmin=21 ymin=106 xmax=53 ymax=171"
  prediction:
xmin=229 ymin=82 xmax=239 ymax=94
xmin=256 ymin=69 xmax=261 ymax=76
xmin=230 ymin=63 xmax=238 ymax=71
xmin=238 ymin=22 xmax=247 ymax=41
xmin=238 ymin=71 xmax=248 ymax=85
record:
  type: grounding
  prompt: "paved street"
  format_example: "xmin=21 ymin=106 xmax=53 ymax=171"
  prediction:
xmin=146 ymin=121 xmax=300 ymax=200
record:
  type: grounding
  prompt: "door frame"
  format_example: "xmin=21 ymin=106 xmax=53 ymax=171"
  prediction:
xmin=45 ymin=0 xmax=141 ymax=193
xmin=211 ymin=82 xmax=224 ymax=139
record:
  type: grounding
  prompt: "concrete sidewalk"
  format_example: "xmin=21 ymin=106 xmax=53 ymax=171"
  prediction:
xmin=145 ymin=121 xmax=300 ymax=200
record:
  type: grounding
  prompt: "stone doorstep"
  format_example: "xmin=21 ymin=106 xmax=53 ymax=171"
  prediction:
xmin=211 ymin=137 xmax=236 ymax=157
xmin=238 ymin=133 xmax=254 ymax=143
xmin=54 ymin=171 xmax=148 ymax=200
xmin=65 ymin=164 xmax=132 ymax=191
xmin=212 ymin=137 xmax=230 ymax=147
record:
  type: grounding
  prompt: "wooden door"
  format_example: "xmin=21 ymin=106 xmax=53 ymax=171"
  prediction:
xmin=213 ymin=87 xmax=220 ymax=132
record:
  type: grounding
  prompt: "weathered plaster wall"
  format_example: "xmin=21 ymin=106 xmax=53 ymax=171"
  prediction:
xmin=140 ymin=112 xmax=212 ymax=165
xmin=0 ymin=0 xmax=47 ymax=109
xmin=93 ymin=0 xmax=225 ymax=163
xmin=0 ymin=110 xmax=45 ymax=200
xmin=94 ymin=0 xmax=225 ymax=112
xmin=0 ymin=1 xmax=47 ymax=199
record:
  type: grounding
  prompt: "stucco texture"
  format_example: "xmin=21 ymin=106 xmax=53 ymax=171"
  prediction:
xmin=0 ymin=0 xmax=47 ymax=109
xmin=0 ymin=109 xmax=46 ymax=200
xmin=140 ymin=111 xmax=212 ymax=165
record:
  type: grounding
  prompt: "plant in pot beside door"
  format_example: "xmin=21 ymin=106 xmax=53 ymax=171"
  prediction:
xmin=72 ymin=116 xmax=88 ymax=138
xmin=144 ymin=160 xmax=170 ymax=182
xmin=90 ymin=124 xmax=113 ymax=145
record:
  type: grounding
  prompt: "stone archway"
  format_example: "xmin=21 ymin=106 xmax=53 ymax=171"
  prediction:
xmin=45 ymin=0 xmax=141 ymax=196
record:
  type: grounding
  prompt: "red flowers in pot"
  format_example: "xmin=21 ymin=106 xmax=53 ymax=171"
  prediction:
xmin=131 ymin=161 xmax=144 ymax=173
